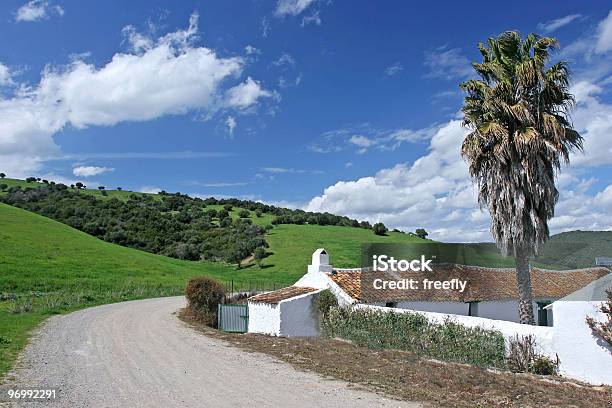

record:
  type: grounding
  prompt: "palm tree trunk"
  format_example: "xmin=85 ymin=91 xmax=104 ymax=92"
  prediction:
xmin=515 ymin=248 xmax=535 ymax=325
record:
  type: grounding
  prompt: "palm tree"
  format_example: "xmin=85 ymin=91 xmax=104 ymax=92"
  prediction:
xmin=460 ymin=32 xmax=583 ymax=324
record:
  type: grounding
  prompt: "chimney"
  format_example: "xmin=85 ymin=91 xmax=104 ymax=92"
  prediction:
xmin=308 ymin=248 xmax=332 ymax=274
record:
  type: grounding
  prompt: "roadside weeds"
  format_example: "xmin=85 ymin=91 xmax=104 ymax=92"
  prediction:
xmin=180 ymin=310 xmax=612 ymax=408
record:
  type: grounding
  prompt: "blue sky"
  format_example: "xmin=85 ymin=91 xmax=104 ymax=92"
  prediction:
xmin=1 ymin=0 xmax=612 ymax=241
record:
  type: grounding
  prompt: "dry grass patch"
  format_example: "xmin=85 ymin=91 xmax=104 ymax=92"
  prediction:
xmin=180 ymin=310 xmax=612 ymax=408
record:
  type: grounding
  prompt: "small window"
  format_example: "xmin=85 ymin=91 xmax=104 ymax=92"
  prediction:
xmin=385 ymin=302 xmax=397 ymax=308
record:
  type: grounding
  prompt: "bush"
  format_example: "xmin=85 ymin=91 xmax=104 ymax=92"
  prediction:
xmin=373 ymin=222 xmax=388 ymax=236
xmin=238 ymin=209 xmax=250 ymax=218
xmin=530 ymin=355 xmax=559 ymax=375
xmin=315 ymin=290 xmax=338 ymax=317
xmin=322 ymin=307 xmax=506 ymax=368
xmin=586 ymin=288 xmax=612 ymax=349
xmin=185 ymin=276 xmax=226 ymax=326
xmin=507 ymin=335 xmax=559 ymax=375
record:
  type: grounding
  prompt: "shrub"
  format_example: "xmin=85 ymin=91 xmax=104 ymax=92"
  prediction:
xmin=254 ymin=247 xmax=266 ymax=267
xmin=185 ymin=276 xmax=226 ymax=326
xmin=0 ymin=183 xmax=7 ymax=191
xmin=238 ymin=209 xmax=250 ymax=218
xmin=507 ymin=335 xmax=559 ymax=375
xmin=415 ymin=228 xmax=429 ymax=239
xmin=255 ymin=209 xmax=263 ymax=217
xmin=315 ymin=290 xmax=338 ymax=317
xmin=506 ymin=334 xmax=535 ymax=373
xmin=373 ymin=222 xmax=388 ymax=236
xmin=586 ymin=288 xmax=612 ymax=349
xmin=530 ymin=355 xmax=559 ymax=375
xmin=322 ymin=307 xmax=506 ymax=368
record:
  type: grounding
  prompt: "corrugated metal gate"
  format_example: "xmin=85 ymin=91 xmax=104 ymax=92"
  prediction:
xmin=217 ymin=304 xmax=249 ymax=333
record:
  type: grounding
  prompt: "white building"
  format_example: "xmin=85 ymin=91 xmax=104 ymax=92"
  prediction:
xmin=247 ymin=249 xmax=612 ymax=385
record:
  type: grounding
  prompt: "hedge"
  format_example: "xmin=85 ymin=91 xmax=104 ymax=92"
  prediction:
xmin=322 ymin=307 xmax=506 ymax=368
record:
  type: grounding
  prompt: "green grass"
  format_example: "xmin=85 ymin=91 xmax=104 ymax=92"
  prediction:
xmin=260 ymin=224 xmax=430 ymax=282
xmin=205 ymin=204 xmax=276 ymax=226
xmin=0 ymin=178 xmax=158 ymax=201
xmin=0 ymin=203 xmax=269 ymax=378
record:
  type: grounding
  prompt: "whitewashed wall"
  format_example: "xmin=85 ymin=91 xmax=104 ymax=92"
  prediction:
xmin=279 ymin=290 xmax=323 ymax=337
xmin=356 ymin=303 xmax=612 ymax=386
xmin=552 ymin=301 xmax=612 ymax=385
xmin=392 ymin=301 xmax=469 ymax=315
xmin=247 ymin=302 xmax=280 ymax=336
xmin=248 ymin=290 xmax=324 ymax=337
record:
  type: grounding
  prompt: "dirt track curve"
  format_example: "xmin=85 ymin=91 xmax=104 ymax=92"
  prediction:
xmin=3 ymin=296 xmax=421 ymax=407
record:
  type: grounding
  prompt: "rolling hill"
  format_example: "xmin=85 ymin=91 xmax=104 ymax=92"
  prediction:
xmin=1 ymin=177 xmax=611 ymax=378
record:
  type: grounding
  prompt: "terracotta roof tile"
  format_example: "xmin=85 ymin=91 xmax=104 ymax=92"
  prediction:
xmin=328 ymin=264 xmax=610 ymax=303
xmin=248 ymin=286 xmax=319 ymax=304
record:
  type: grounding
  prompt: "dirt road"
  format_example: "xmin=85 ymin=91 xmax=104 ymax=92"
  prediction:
xmin=4 ymin=297 xmax=420 ymax=407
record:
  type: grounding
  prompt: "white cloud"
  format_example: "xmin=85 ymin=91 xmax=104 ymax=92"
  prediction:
xmin=0 ymin=63 xmax=13 ymax=86
xmin=385 ymin=62 xmax=403 ymax=76
xmin=0 ymin=13 xmax=270 ymax=177
xmin=275 ymin=0 xmax=316 ymax=17
xmin=261 ymin=18 xmax=271 ymax=37
xmin=72 ymin=165 xmax=114 ymax=177
xmin=261 ymin=167 xmax=320 ymax=174
xmin=139 ymin=186 xmax=161 ymax=194
xmin=224 ymin=77 xmax=273 ymax=109
xmin=424 ymin=46 xmax=472 ymax=80
xmin=305 ymin=118 xmax=612 ymax=242
xmin=225 ymin=115 xmax=237 ymax=137
xmin=310 ymin=123 xmax=439 ymax=154
xmin=301 ymin=11 xmax=321 ymax=27
xmin=569 ymin=80 xmax=612 ymax=166
xmin=537 ymin=14 xmax=582 ymax=33
xmin=244 ymin=45 xmax=261 ymax=55
xmin=595 ymin=10 xmax=612 ymax=54
xmin=197 ymin=182 xmax=248 ymax=188
xmin=273 ymin=53 xmax=296 ymax=67
xmin=349 ymin=135 xmax=375 ymax=148
xmin=15 ymin=0 xmax=64 ymax=22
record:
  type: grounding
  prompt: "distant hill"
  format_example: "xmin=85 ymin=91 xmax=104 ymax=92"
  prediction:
xmin=534 ymin=230 xmax=612 ymax=270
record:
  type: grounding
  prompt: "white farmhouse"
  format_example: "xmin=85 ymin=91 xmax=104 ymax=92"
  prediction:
xmin=247 ymin=248 xmax=612 ymax=385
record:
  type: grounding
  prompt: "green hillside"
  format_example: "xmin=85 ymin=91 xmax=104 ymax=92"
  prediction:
xmin=0 ymin=201 xmax=426 ymax=377
xmin=0 ymin=177 xmax=157 ymax=201
xmin=0 ymin=203 xmax=235 ymax=376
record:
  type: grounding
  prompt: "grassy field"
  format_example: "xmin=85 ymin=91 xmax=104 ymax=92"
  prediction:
xmin=1 ymin=176 xmax=608 ymax=378
xmin=0 ymin=201 xmax=430 ymax=378
xmin=0 ymin=177 xmax=158 ymax=201
xmin=0 ymin=203 xmax=243 ymax=377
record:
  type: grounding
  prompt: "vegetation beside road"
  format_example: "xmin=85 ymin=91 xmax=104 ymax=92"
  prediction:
xmin=182 ymin=314 xmax=612 ymax=408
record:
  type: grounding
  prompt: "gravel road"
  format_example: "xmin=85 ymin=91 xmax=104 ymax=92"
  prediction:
xmin=4 ymin=297 xmax=421 ymax=407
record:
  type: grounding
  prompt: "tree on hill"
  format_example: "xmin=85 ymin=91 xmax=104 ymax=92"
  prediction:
xmin=223 ymin=204 xmax=233 ymax=211
xmin=254 ymin=247 xmax=266 ymax=267
xmin=373 ymin=222 xmax=388 ymax=236
xmin=255 ymin=209 xmax=263 ymax=218
xmin=0 ymin=172 xmax=5 ymax=178
xmin=415 ymin=228 xmax=428 ymax=239
xmin=460 ymin=32 xmax=582 ymax=324
xmin=75 ymin=182 xmax=84 ymax=189
xmin=117 ymin=187 xmax=122 ymax=191
xmin=98 ymin=186 xmax=105 ymax=190
xmin=26 ymin=177 xmax=36 ymax=183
